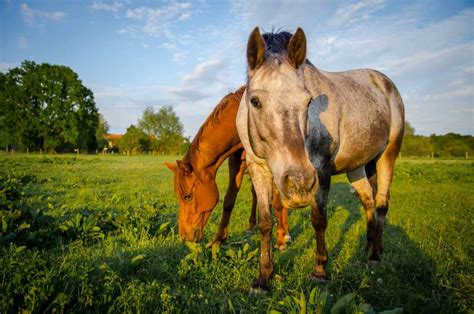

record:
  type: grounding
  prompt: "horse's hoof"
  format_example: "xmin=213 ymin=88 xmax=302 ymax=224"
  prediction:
xmin=274 ymin=243 xmax=287 ymax=251
xmin=311 ymin=268 xmax=327 ymax=283
xmin=250 ymin=287 xmax=269 ymax=294
xmin=368 ymin=259 xmax=380 ymax=267
xmin=284 ymin=234 xmax=292 ymax=242
xmin=206 ymin=239 xmax=224 ymax=248
xmin=251 ymin=280 xmax=270 ymax=293
xmin=311 ymin=275 xmax=327 ymax=283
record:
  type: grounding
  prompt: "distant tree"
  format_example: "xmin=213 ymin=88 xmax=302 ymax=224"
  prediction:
xmin=404 ymin=121 xmax=415 ymax=136
xmin=431 ymin=133 xmax=474 ymax=157
xmin=401 ymin=135 xmax=433 ymax=157
xmin=137 ymin=106 xmax=185 ymax=154
xmin=96 ymin=114 xmax=110 ymax=150
xmin=118 ymin=124 xmax=150 ymax=155
xmin=0 ymin=61 xmax=100 ymax=152
xmin=400 ymin=121 xmax=473 ymax=157
xmin=0 ymin=71 xmax=10 ymax=150
xmin=180 ymin=137 xmax=191 ymax=155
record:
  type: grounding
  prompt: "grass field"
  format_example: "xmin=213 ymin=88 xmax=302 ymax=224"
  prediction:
xmin=1 ymin=154 xmax=473 ymax=313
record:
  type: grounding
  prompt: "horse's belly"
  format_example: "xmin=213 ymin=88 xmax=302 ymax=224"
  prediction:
xmin=331 ymin=127 xmax=389 ymax=174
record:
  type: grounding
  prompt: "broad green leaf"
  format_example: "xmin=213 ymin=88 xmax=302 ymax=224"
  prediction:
xmin=131 ymin=254 xmax=145 ymax=265
xmin=330 ymin=292 xmax=356 ymax=314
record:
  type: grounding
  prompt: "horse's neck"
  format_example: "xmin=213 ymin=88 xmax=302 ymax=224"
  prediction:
xmin=304 ymin=63 xmax=331 ymax=95
xmin=185 ymin=88 xmax=244 ymax=179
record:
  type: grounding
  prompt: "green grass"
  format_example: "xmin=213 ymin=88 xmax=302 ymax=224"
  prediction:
xmin=1 ymin=154 xmax=473 ymax=313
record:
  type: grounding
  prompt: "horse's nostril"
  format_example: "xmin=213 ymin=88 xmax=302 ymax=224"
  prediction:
xmin=283 ymin=172 xmax=297 ymax=195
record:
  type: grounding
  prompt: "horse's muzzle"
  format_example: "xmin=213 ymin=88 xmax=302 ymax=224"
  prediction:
xmin=280 ymin=168 xmax=318 ymax=208
xmin=179 ymin=227 xmax=203 ymax=242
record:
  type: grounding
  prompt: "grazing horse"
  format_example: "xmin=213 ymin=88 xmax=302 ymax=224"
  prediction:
xmin=165 ymin=86 xmax=290 ymax=248
xmin=236 ymin=27 xmax=404 ymax=291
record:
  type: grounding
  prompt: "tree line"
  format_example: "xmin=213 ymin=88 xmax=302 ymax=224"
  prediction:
xmin=401 ymin=122 xmax=473 ymax=158
xmin=112 ymin=105 xmax=189 ymax=155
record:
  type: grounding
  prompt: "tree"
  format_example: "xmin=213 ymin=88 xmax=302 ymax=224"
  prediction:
xmin=401 ymin=135 xmax=433 ymax=157
xmin=0 ymin=61 xmax=100 ymax=152
xmin=117 ymin=125 xmax=150 ymax=155
xmin=401 ymin=120 xmax=433 ymax=157
xmin=96 ymin=114 xmax=110 ymax=150
xmin=137 ymin=106 xmax=185 ymax=154
xmin=431 ymin=133 xmax=474 ymax=157
xmin=404 ymin=121 xmax=415 ymax=136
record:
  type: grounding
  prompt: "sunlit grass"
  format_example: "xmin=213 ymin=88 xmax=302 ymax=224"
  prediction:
xmin=1 ymin=154 xmax=472 ymax=312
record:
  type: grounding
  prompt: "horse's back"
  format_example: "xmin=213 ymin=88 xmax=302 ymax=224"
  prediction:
xmin=307 ymin=67 xmax=404 ymax=173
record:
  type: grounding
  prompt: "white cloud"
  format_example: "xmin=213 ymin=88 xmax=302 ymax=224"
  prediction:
xmin=182 ymin=59 xmax=225 ymax=85
xmin=123 ymin=2 xmax=193 ymax=37
xmin=168 ymin=58 xmax=228 ymax=101
xmin=172 ymin=51 xmax=185 ymax=63
xmin=20 ymin=3 xmax=66 ymax=24
xmin=331 ymin=0 xmax=385 ymax=26
xmin=117 ymin=25 xmax=140 ymax=38
xmin=90 ymin=1 xmax=123 ymax=12
xmin=179 ymin=11 xmax=192 ymax=21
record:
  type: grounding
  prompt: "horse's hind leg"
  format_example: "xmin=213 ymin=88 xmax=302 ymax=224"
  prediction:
xmin=347 ymin=167 xmax=377 ymax=260
xmin=372 ymin=140 xmax=402 ymax=259
xmin=211 ymin=150 xmax=246 ymax=245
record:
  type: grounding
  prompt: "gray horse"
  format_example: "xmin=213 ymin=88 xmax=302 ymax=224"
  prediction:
xmin=236 ymin=27 xmax=405 ymax=291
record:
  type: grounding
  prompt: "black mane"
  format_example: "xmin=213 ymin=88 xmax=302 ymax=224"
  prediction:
xmin=262 ymin=31 xmax=292 ymax=55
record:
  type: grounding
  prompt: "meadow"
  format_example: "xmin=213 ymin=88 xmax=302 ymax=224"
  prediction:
xmin=1 ymin=154 xmax=473 ymax=313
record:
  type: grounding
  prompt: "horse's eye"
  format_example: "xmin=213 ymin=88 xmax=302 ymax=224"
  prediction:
xmin=250 ymin=97 xmax=261 ymax=109
xmin=183 ymin=194 xmax=192 ymax=201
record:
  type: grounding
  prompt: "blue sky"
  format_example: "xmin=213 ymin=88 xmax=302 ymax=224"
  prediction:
xmin=1 ymin=0 xmax=473 ymax=136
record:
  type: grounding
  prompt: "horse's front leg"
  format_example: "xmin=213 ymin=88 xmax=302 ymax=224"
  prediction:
xmin=247 ymin=162 xmax=274 ymax=292
xmin=210 ymin=150 xmax=246 ymax=246
xmin=311 ymin=170 xmax=330 ymax=281
xmin=247 ymin=184 xmax=257 ymax=235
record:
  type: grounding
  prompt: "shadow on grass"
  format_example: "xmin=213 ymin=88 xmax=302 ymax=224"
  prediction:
xmin=270 ymin=182 xmax=462 ymax=312
xmin=335 ymin=221 xmax=463 ymax=313
xmin=277 ymin=183 xmax=361 ymax=271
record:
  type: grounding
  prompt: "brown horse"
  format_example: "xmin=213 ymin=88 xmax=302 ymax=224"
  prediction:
xmin=165 ymin=86 xmax=290 ymax=248
xmin=237 ymin=28 xmax=404 ymax=291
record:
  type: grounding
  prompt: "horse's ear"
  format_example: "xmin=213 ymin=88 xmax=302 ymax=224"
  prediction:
xmin=247 ymin=26 xmax=265 ymax=70
xmin=177 ymin=160 xmax=192 ymax=174
xmin=287 ymin=27 xmax=307 ymax=69
xmin=164 ymin=162 xmax=177 ymax=172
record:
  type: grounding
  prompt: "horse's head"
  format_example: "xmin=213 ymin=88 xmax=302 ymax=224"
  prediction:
xmin=243 ymin=27 xmax=317 ymax=208
xmin=165 ymin=161 xmax=218 ymax=242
